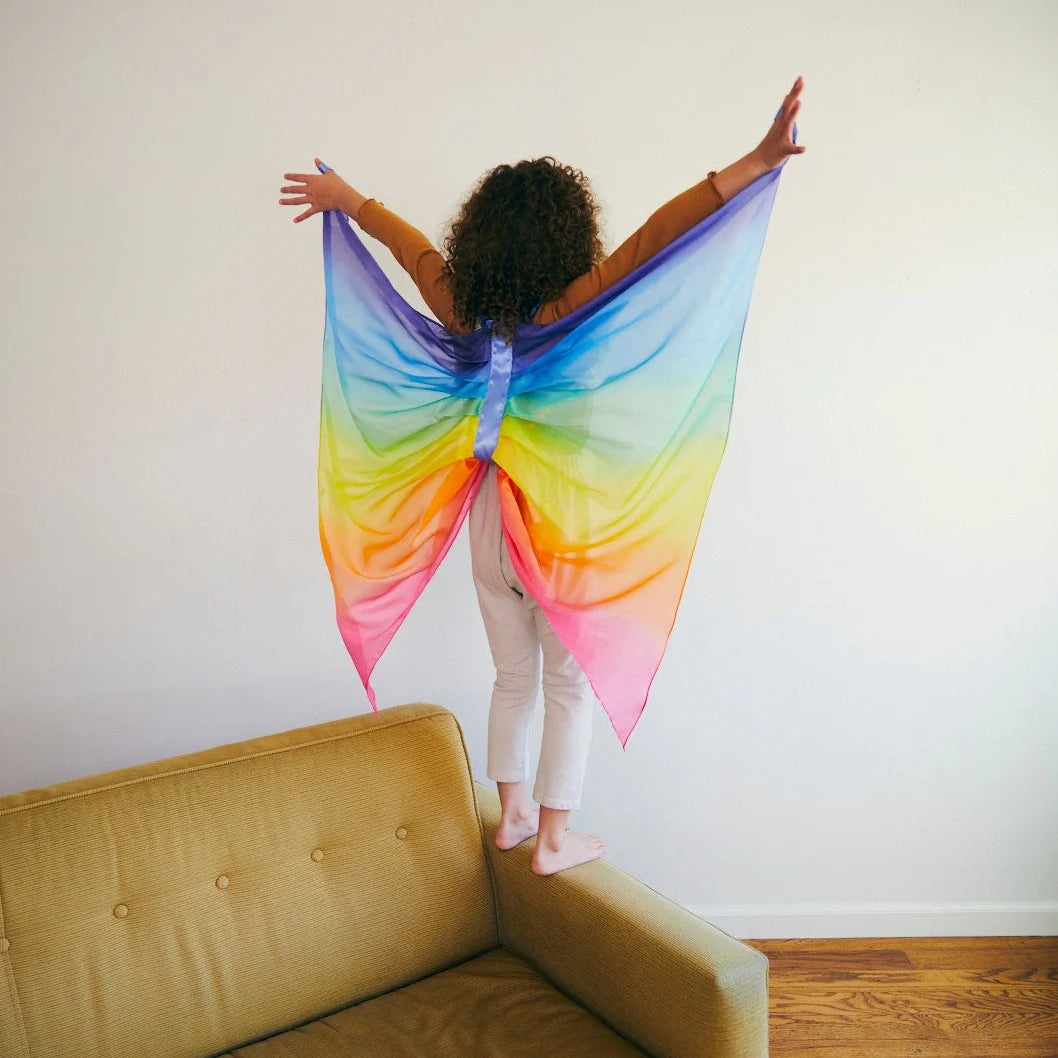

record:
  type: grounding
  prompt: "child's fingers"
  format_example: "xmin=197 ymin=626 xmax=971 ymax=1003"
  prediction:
xmin=280 ymin=184 xmax=308 ymax=193
xmin=779 ymin=76 xmax=803 ymax=115
xmin=294 ymin=205 xmax=317 ymax=223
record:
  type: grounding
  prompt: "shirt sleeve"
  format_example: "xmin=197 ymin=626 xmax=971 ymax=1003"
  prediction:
xmin=534 ymin=172 xmax=725 ymax=324
xmin=354 ymin=199 xmax=461 ymax=331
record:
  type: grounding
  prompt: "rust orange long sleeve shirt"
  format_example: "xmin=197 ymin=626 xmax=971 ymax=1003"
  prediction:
xmin=352 ymin=171 xmax=726 ymax=333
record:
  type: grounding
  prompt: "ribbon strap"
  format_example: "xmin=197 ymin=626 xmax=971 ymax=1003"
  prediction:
xmin=473 ymin=333 xmax=513 ymax=461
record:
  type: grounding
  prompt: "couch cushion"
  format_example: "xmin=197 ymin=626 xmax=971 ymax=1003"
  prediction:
xmin=219 ymin=946 xmax=648 ymax=1057
xmin=0 ymin=703 xmax=498 ymax=1058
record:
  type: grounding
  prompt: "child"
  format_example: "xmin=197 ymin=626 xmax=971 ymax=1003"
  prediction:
xmin=280 ymin=75 xmax=805 ymax=875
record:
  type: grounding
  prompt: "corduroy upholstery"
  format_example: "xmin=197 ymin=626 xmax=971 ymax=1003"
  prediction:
xmin=0 ymin=702 xmax=768 ymax=1057
xmin=222 ymin=948 xmax=648 ymax=1056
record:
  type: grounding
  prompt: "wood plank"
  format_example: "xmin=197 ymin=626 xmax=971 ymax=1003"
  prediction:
xmin=733 ymin=936 xmax=1058 ymax=1058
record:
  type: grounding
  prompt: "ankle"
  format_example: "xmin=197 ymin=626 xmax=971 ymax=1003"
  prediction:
xmin=537 ymin=806 xmax=572 ymax=850
xmin=496 ymin=780 xmax=534 ymax=821
xmin=538 ymin=830 xmax=566 ymax=853
xmin=505 ymin=805 xmax=535 ymax=822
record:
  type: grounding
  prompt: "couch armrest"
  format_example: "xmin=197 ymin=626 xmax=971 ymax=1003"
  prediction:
xmin=474 ymin=782 xmax=769 ymax=1058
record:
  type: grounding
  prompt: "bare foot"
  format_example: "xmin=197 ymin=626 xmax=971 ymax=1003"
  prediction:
xmin=531 ymin=830 xmax=606 ymax=875
xmin=495 ymin=807 xmax=540 ymax=850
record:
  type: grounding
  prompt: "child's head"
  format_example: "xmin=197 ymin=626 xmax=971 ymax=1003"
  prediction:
xmin=443 ymin=156 xmax=603 ymax=340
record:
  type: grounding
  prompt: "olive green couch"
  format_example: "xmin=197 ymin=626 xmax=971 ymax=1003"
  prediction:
xmin=0 ymin=701 xmax=768 ymax=1057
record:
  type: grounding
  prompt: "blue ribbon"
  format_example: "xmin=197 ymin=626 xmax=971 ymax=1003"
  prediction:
xmin=473 ymin=332 xmax=513 ymax=461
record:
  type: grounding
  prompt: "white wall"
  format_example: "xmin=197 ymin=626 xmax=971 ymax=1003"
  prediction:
xmin=2 ymin=0 xmax=1055 ymax=939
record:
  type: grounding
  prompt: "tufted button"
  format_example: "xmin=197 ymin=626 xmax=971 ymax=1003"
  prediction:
xmin=395 ymin=827 xmax=408 ymax=840
xmin=311 ymin=848 xmax=325 ymax=862
xmin=113 ymin=904 xmax=129 ymax=919
xmin=0 ymin=938 xmax=9 ymax=954
xmin=216 ymin=874 xmax=230 ymax=890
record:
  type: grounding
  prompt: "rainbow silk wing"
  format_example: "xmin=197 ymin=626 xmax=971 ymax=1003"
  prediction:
xmin=319 ymin=163 xmax=787 ymax=748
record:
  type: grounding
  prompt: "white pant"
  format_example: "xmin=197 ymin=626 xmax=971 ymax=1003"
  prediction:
xmin=470 ymin=464 xmax=595 ymax=810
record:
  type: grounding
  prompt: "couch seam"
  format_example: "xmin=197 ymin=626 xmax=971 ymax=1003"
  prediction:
xmin=496 ymin=940 xmax=652 ymax=1055
xmin=474 ymin=785 xmax=506 ymax=947
xmin=0 ymin=863 xmax=33 ymax=1057
xmin=439 ymin=716 xmax=503 ymax=948
xmin=0 ymin=710 xmax=446 ymax=816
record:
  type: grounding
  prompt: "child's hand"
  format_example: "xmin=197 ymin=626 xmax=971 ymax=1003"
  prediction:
xmin=753 ymin=76 xmax=806 ymax=172
xmin=279 ymin=157 xmax=349 ymax=223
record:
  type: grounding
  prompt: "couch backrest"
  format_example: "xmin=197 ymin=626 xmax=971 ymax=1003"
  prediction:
xmin=0 ymin=702 xmax=498 ymax=1058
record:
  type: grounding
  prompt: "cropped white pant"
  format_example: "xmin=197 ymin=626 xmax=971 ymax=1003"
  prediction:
xmin=469 ymin=464 xmax=595 ymax=810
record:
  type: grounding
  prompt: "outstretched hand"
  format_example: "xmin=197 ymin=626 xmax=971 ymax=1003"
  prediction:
xmin=754 ymin=75 xmax=806 ymax=171
xmin=279 ymin=158 xmax=349 ymax=223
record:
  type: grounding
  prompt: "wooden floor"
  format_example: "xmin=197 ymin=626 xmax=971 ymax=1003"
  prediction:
xmin=739 ymin=936 xmax=1058 ymax=1057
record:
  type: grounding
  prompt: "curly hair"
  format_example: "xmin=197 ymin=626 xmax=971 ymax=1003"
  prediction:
xmin=442 ymin=156 xmax=604 ymax=341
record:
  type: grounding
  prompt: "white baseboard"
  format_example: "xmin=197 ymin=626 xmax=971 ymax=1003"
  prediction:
xmin=685 ymin=902 xmax=1058 ymax=939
